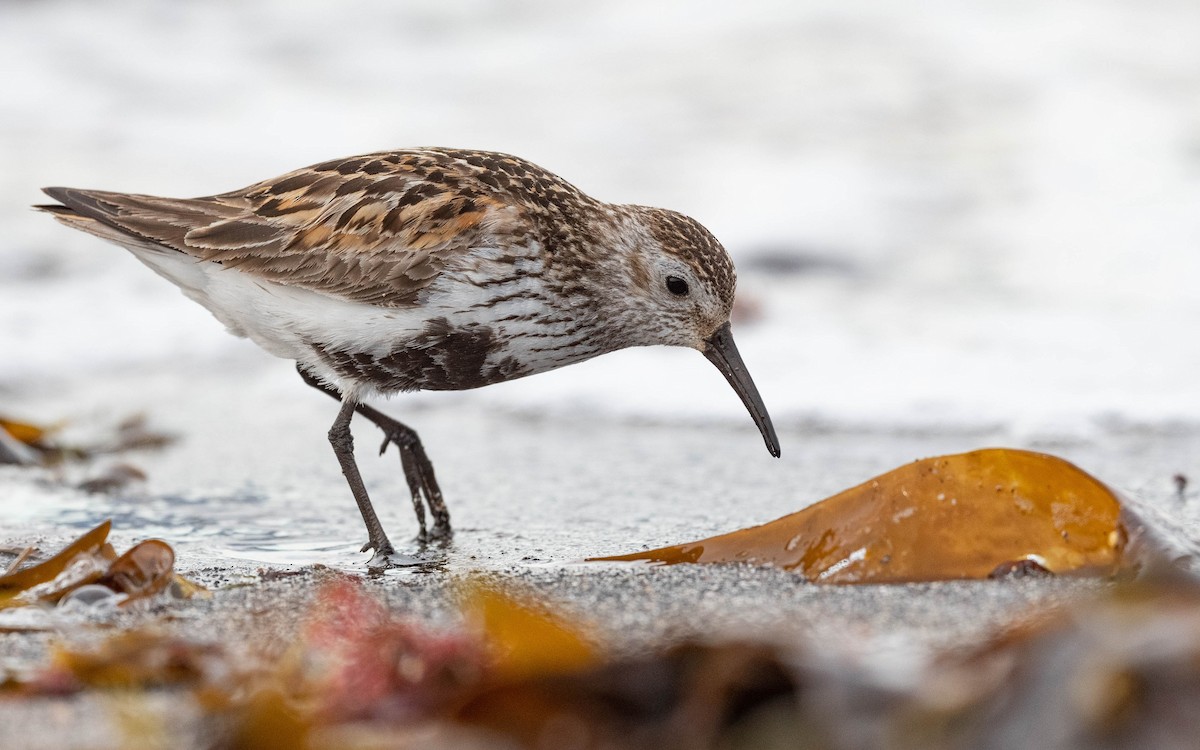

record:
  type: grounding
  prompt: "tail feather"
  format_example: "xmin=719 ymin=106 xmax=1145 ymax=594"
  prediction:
xmin=34 ymin=203 xmax=75 ymax=216
xmin=38 ymin=186 xmax=267 ymax=341
xmin=47 ymin=212 xmax=173 ymax=256
xmin=41 ymin=186 xmax=125 ymax=221
xmin=39 ymin=190 xmax=223 ymax=309
xmin=37 ymin=192 xmax=171 ymax=257
xmin=37 ymin=187 xmax=244 ymax=255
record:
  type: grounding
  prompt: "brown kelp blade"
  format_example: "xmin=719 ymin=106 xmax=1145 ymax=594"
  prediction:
xmin=100 ymin=539 xmax=176 ymax=604
xmin=0 ymin=417 xmax=52 ymax=445
xmin=464 ymin=583 xmax=598 ymax=684
xmin=0 ymin=521 xmax=112 ymax=608
xmin=595 ymin=449 xmax=1128 ymax=583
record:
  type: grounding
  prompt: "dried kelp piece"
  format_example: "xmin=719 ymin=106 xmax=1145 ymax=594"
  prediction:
xmin=902 ymin=580 xmax=1200 ymax=749
xmin=465 ymin=583 xmax=598 ymax=684
xmin=0 ymin=522 xmax=191 ymax=609
xmin=0 ymin=414 xmax=74 ymax=465
xmin=457 ymin=581 xmax=1200 ymax=750
xmin=0 ymin=521 xmax=112 ymax=608
xmin=456 ymin=642 xmax=800 ymax=750
xmin=306 ymin=582 xmax=792 ymax=748
xmin=16 ymin=554 xmax=112 ymax=607
xmin=216 ymin=687 xmax=314 ymax=750
xmin=0 ymin=417 xmax=51 ymax=465
xmin=596 ymin=449 xmax=1128 ymax=583
xmin=79 ymin=415 xmax=178 ymax=460
xmin=169 ymin=574 xmax=211 ymax=600
xmin=0 ymin=416 xmax=54 ymax=446
xmin=19 ymin=630 xmax=307 ymax=746
xmin=45 ymin=630 xmax=227 ymax=691
xmin=99 ymin=539 xmax=176 ymax=603
xmin=77 ymin=463 xmax=148 ymax=494
xmin=0 ymin=412 xmax=175 ymax=468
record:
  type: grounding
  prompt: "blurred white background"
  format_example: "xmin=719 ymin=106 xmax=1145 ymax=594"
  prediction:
xmin=3 ymin=0 xmax=1199 ymax=433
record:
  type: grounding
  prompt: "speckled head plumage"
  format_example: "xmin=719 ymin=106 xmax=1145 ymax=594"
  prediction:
xmin=609 ymin=205 xmax=739 ymax=349
xmin=37 ymin=147 xmax=779 ymax=562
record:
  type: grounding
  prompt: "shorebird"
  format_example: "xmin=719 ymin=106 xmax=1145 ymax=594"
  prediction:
xmin=39 ymin=148 xmax=780 ymax=565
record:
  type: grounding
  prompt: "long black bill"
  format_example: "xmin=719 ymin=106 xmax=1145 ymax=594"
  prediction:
xmin=702 ymin=322 xmax=781 ymax=458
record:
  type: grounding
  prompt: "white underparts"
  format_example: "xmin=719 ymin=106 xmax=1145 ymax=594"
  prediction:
xmin=124 ymin=242 xmax=598 ymax=391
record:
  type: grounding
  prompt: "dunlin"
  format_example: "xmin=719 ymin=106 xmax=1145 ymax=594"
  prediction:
xmin=39 ymin=148 xmax=779 ymax=565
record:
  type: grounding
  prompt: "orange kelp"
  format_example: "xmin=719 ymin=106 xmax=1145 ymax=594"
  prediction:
xmin=0 ymin=413 xmax=174 ymax=468
xmin=0 ymin=521 xmax=199 ymax=609
xmin=0 ymin=521 xmax=114 ymax=608
xmin=0 ymin=416 xmax=52 ymax=446
xmin=597 ymin=449 xmax=1127 ymax=583
xmin=13 ymin=578 xmax=802 ymax=750
xmin=465 ymin=584 xmax=598 ymax=683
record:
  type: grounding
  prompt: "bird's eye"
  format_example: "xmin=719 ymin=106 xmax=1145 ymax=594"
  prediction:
xmin=665 ymin=275 xmax=689 ymax=296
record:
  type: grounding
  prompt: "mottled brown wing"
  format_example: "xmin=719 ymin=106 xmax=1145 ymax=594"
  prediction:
xmin=41 ymin=152 xmax=531 ymax=306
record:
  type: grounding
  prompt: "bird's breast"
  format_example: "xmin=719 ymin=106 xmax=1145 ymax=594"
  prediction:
xmin=310 ymin=318 xmax=524 ymax=392
xmin=309 ymin=312 xmax=606 ymax=394
xmin=303 ymin=243 xmax=613 ymax=393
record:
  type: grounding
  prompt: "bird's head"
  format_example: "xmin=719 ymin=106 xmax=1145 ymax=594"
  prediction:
xmin=610 ymin=206 xmax=781 ymax=458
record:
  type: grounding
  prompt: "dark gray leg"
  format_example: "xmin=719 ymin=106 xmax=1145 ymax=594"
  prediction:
xmin=299 ymin=366 xmax=451 ymax=542
xmin=375 ymin=414 xmax=451 ymax=540
xmin=327 ymin=398 xmax=396 ymax=558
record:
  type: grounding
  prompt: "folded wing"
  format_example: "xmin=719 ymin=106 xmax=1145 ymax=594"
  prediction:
xmin=41 ymin=151 xmax=531 ymax=307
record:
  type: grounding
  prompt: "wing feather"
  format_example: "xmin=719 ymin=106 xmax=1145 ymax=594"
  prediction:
xmin=40 ymin=150 xmax=541 ymax=306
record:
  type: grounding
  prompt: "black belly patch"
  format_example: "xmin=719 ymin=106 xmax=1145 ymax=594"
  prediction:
xmin=310 ymin=317 xmax=528 ymax=392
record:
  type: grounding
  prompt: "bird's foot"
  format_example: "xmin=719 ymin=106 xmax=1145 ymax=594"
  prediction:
xmin=429 ymin=510 xmax=452 ymax=542
xmin=378 ymin=430 xmax=453 ymax=542
xmin=414 ymin=516 xmax=453 ymax=546
xmin=360 ymin=537 xmax=396 ymax=556
xmin=361 ymin=538 xmax=423 ymax=570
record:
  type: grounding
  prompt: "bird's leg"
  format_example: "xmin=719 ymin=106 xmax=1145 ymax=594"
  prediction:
xmin=374 ymin=416 xmax=451 ymax=540
xmin=327 ymin=397 xmax=396 ymax=559
xmin=298 ymin=366 xmax=451 ymax=542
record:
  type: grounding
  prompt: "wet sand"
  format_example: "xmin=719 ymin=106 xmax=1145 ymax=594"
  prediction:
xmin=2 ymin=361 xmax=1197 ymax=748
